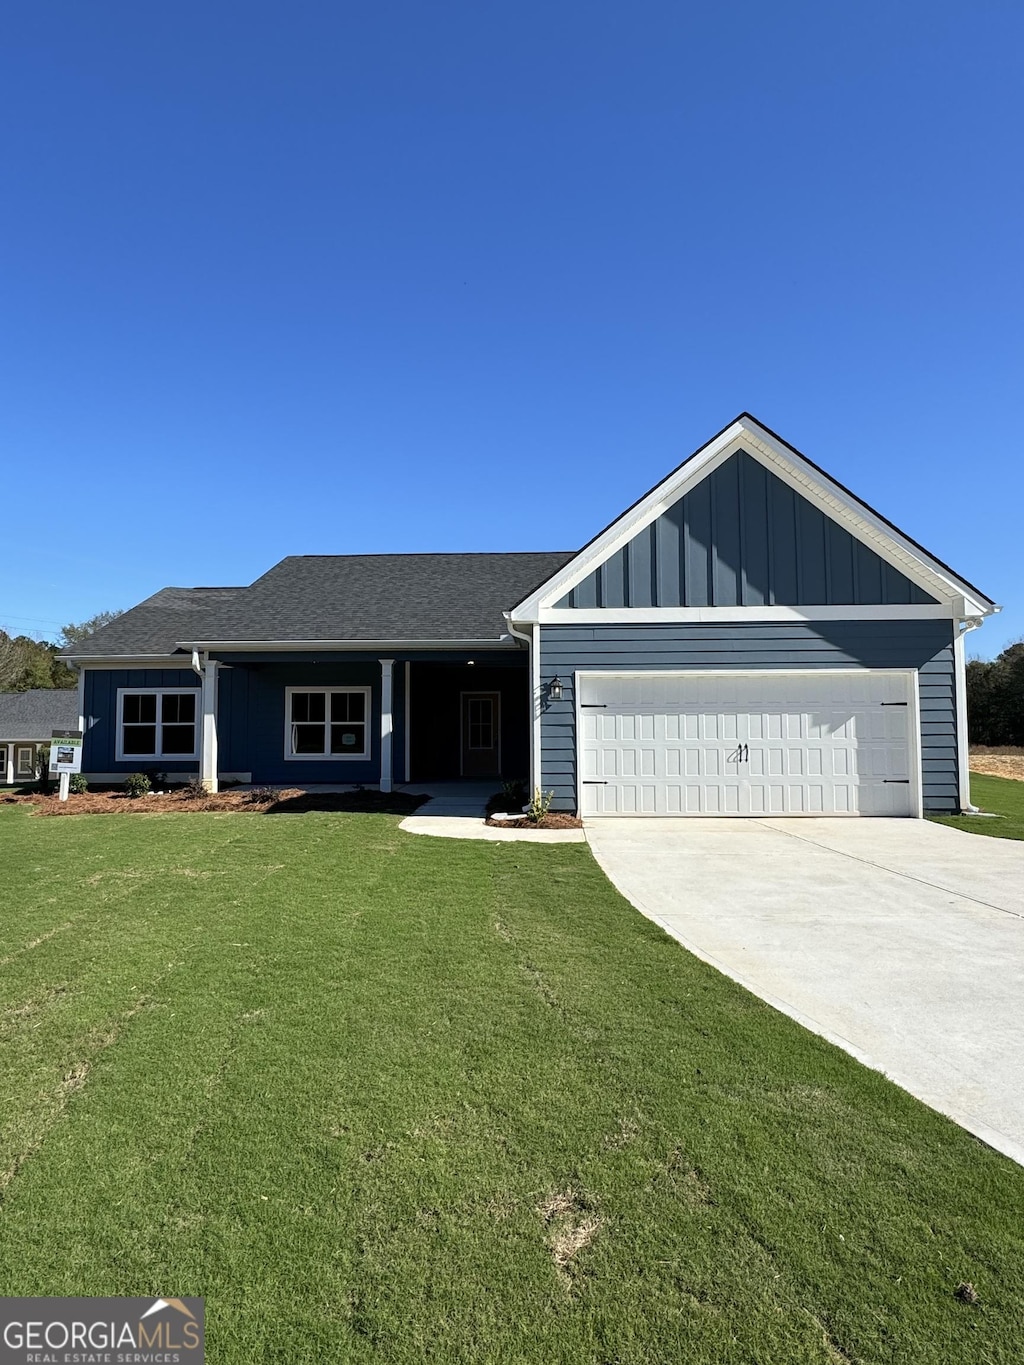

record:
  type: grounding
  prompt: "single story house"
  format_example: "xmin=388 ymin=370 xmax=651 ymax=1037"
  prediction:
xmin=62 ymin=415 xmax=997 ymax=816
xmin=0 ymin=689 xmax=79 ymax=785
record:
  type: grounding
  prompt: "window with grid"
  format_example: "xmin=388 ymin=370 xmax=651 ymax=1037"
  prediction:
xmin=286 ymin=688 xmax=369 ymax=759
xmin=467 ymin=697 xmax=494 ymax=749
xmin=118 ymin=690 xmax=198 ymax=759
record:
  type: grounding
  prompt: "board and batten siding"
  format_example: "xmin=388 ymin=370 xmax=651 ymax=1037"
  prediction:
xmin=82 ymin=668 xmax=201 ymax=774
xmin=556 ymin=452 xmax=937 ymax=609
xmin=538 ymin=620 xmax=959 ymax=814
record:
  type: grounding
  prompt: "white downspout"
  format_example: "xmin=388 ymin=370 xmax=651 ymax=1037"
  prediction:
xmin=955 ymin=617 xmax=983 ymax=814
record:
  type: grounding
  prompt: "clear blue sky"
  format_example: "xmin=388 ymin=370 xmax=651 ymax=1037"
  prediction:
xmin=2 ymin=2 xmax=1020 ymax=657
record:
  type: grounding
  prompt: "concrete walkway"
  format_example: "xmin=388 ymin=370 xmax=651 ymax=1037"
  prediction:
xmin=399 ymin=782 xmax=586 ymax=842
xmin=585 ymin=817 xmax=1024 ymax=1164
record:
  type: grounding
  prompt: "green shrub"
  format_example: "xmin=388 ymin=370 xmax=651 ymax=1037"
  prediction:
xmin=123 ymin=772 xmax=152 ymax=799
xmin=501 ymin=777 xmax=528 ymax=809
xmin=527 ymin=787 xmax=554 ymax=824
xmin=32 ymin=744 xmax=52 ymax=794
xmin=68 ymin=773 xmax=88 ymax=795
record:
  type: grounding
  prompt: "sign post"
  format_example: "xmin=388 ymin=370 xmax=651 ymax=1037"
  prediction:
xmin=51 ymin=729 xmax=83 ymax=802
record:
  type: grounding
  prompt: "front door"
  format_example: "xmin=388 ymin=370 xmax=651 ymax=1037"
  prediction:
xmin=461 ymin=692 xmax=501 ymax=778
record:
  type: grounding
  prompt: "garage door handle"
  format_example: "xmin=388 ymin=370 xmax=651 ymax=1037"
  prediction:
xmin=883 ymin=779 xmax=910 ymax=784
xmin=582 ymin=780 xmax=608 ymax=785
xmin=581 ymin=704 xmax=607 ymax=708
xmin=880 ymin=702 xmax=908 ymax=707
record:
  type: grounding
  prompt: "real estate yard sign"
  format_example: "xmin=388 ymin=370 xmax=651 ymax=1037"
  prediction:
xmin=51 ymin=729 xmax=83 ymax=774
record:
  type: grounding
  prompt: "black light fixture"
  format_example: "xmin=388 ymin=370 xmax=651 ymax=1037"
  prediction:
xmin=548 ymin=676 xmax=564 ymax=702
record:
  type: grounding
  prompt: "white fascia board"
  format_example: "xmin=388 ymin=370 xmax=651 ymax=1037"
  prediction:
xmin=509 ymin=415 xmax=995 ymax=621
xmin=538 ymin=603 xmax=956 ymax=625
xmin=177 ymin=637 xmax=514 ymax=651
xmin=62 ymin=654 xmax=193 ymax=667
xmin=510 ymin=422 xmax=748 ymax=619
xmin=737 ymin=423 xmax=994 ymax=616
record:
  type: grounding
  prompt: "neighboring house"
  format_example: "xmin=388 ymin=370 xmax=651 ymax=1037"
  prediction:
xmin=61 ymin=415 xmax=997 ymax=817
xmin=0 ymin=689 xmax=79 ymax=785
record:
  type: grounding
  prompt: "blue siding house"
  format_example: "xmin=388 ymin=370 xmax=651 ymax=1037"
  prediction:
xmin=64 ymin=415 xmax=997 ymax=817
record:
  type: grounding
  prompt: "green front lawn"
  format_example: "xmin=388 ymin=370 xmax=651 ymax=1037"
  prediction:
xmin=1 ymin=805 xmax=1022 ymax=1363
xmin=931 ymin=773 xmax=1024 ymax=840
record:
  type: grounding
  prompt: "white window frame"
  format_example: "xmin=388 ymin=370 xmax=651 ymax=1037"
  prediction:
xmin=284 ymin=686 xmax=372 ymax=761
xmin=115 ymin=687 xmax=200 ymax=762
xmin=15 ymin=745 xmax=36 ymax=780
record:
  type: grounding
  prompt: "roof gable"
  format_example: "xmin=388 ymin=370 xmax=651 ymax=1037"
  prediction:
xmin=511 ymin=414 xmax=995 ymax=619
xmin=554 ymin=449 xmax=938 ymax=609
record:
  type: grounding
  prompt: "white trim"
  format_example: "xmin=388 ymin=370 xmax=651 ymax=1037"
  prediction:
xmin=953 ymin=625 xmax=975 ymax=813
xmin=76 ymin=667 xmax=86 ymax=738
xmin=458 ymin=690 xmax=502 ymax=778
xmin=82 ymin=770 xmax=253 ymax=785
xmin=115 ymin=687 xmax=201 ymax=763
xmin=910 ymin=669 xmax=925 ymax=819
xmin=510 ymin=416 xmax=995 ymax=620
xmin=63 ymin=655 xmax=193 ymax=667
xmin=380 ymin=659 xmax=394 ymax=793
xmin=404 ymin=660 xmax=411 ymax=784
xmin=283 ymin=685 xmax=372 ymax=762
xmin=1 ymin=744 xmax=10 ymax=786
xmin=539 ymin=604 xmax=956 ymax=625
xmin=530 ymin=623 xmax=541 ymax=793
xmin=200 ymin=660 xmax=220 ymax=793
xmin=574 ymin=667 xmax=923 ymax=819
xmin=176 ymin=638 xmax=514 ymax=652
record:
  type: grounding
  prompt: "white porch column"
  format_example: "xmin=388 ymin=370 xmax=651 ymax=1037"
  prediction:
xmin=200 ymin=659 xmax=220 ymax=793
xmin=380 ymin=658 xmax=395 ymax=793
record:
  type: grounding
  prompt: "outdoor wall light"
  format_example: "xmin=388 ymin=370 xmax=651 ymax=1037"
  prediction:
xmin=548 ymin=676 xmax=564 ymax=702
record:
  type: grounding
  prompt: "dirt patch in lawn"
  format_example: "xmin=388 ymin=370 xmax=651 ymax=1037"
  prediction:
xmin=537 ymin=1188 xmax=603 ymax=1283
xmin=969 ymin=748 xmax=1024 ymax=782
xmin=6 ymin=788 xmax=428 ymax=818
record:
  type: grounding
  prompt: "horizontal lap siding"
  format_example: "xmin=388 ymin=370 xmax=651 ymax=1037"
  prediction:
xmin=539 ymin=621 xmax=958 ymax=814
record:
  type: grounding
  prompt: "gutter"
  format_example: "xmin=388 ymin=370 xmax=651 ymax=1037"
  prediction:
xmin=502 ymin=614 xmax=532 ymax=649
xmin=175 ymin=637 xmax=516 ymax=651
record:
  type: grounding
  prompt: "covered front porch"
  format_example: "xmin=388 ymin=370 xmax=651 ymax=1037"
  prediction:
xmin=200 ymin=648 xmax=530 ymax=791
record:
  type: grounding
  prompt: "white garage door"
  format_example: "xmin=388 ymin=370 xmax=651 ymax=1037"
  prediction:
xmin=578 ymin=671 xmax=917 ymax=817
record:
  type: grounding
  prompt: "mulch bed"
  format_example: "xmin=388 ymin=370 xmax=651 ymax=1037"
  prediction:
xmin=485 ymin=812 xmax=583 ymax=830
xmin=4 ymin=788 xmax=428 ymax=818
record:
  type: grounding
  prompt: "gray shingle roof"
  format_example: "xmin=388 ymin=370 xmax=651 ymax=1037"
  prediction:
xmin=0 ymin=689 xmax=79 ymax=738
xmin=64 ymin=553 xmax=575 ymax=656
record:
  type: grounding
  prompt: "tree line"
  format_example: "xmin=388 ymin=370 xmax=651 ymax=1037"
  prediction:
xmin=0 ymin=611 xmax=123 ymax=692
xmin=966 ymin=641 xmax=1024 ymax=747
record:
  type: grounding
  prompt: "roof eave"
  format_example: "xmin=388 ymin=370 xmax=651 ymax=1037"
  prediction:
xmin=176 ymin=636 xmax=518 ymax=651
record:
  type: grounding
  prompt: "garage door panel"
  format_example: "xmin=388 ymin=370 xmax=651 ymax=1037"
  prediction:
xmin=578 ymin=671 xmax=916 ymax=817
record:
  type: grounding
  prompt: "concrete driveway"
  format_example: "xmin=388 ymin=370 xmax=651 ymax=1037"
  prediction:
xmin=585 ymin=817 xmax=1024 ymax=1164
